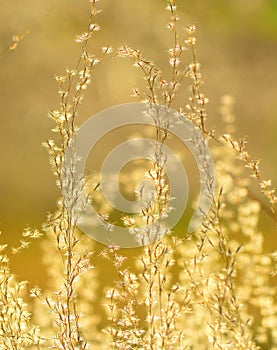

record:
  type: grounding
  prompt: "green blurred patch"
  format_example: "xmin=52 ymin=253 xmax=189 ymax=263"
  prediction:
xmin=267 ymin=0 xmax=277 ymax=30
xmin=254 ymin=0 xmax=277 ymax=37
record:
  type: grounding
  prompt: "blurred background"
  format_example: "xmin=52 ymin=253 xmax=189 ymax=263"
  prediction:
xmin=0 ymin=0 xmax=276 ymax=287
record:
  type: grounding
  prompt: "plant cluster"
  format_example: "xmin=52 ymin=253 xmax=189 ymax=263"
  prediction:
xmin=0 ymin=1 xmax=276 ymax=349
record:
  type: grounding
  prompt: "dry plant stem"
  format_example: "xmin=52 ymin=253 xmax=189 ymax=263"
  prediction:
xmin=246 ymin=186 xmax=277 ymax=222
xmin=207 ymin=93 xmax=275 ymax=221
xmin=117 ymin=3 xmax=211 ymax=348
xmin=186 ymin=196 xmax=256 ymax=349
xmin=105 ymin=246 xmax=143 ymax=348
xmin=221 ymin=134 xmax=277 ymax=216
xmin=44 ymin=2 xmax=108 ymax=348
xmin=117 ymin=52 xmax=165 ymax=350
xmin=0 ymin=242 xmax=41 ymax=349
xmin=197 ymin=125 xmax=277 ymax=224
xmin=178 ymin=12 xmax=275 ymax=223
xmin=184 ymin=26 xmax=209 ymax=136
xmin=165 ymin=0 xmax=185 ymax=107
xmin=184 ymin=48 xmax=276 ymax=222
xmin=116 ymin=33 xmax=172 ymax=350
xmin=226 ymin=170 xmax=277 ymax=224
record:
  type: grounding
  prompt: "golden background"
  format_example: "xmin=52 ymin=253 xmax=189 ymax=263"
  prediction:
xmin=0 ymin=0 xmax=276 ymax=287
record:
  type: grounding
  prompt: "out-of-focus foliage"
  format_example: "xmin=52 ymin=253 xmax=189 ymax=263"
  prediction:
xmin=0 ymin=0 xmax=276 ymax=311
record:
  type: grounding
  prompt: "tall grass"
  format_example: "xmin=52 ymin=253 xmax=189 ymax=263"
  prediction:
xmin=0 ymin=0 xmax=277 ymax=349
